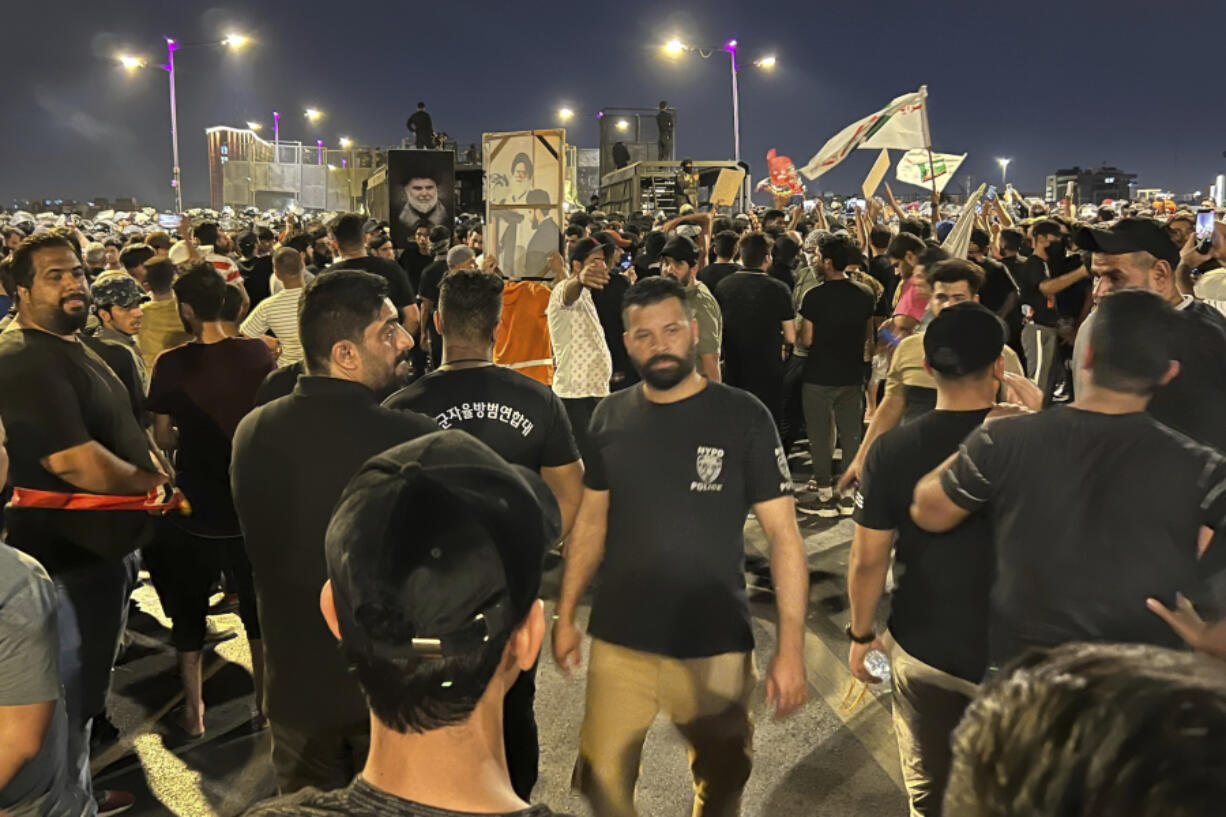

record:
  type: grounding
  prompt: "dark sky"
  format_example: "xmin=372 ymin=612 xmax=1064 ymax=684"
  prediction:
xmin=3 ymin=0 xmax=1223 ymax=209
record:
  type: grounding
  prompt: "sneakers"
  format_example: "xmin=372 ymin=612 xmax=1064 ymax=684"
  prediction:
xmin=797 ymin=485 xmax=840 ymax=517
xmin=838 ymin=494 xmax=855 ymax=517
xmin=95 ymin=790 xmax=135 ymax=817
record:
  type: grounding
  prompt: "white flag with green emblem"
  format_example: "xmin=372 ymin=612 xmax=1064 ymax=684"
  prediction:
xmin=799 ymin=87 xmax=929 ymax=180
xmin=895 ymin=149 xmax=965 ymax=193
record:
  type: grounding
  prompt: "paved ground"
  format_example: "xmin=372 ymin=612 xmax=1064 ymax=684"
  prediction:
xmin=93 ymin=475 xmax=908 ymax=816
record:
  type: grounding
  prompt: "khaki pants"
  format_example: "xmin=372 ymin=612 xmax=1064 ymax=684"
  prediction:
xmin=573 ymin=640 xmax=757 ymax=817
xmin=884 ymin=632 xmax=980 ymax=817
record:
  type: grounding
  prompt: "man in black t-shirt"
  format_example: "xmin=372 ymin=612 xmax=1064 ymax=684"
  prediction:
xmin=397 ymin=224 xmax=432 ymax=294
xmin=384 ymin=268 xmax=581 ymax=800
xmin=405 ymin=101 xmax=433 ymax=149
xmin=414 ymin=226 xmax=457 ymax=370
xmin=144 ymin=263 xmax=274 ymax=738
xmin=968 ymin=228 xmax=1020 ymax=344
xmin=243 ymin=432 xmax=571 ymax=817
xmin=553 ymin=277 xmax=808 ymax=817
xmin=849 ymin=304 xmax=1005 ymax=816
xmin=798 ymin=234 xmax=874 ymax=514
xmin=0 ymin=232 xmax=165 ymax=810
xmin=324 ymin=213 xmax=420 ymax=332
xmin=713 ymin=232 xmax=795 ymax=424
xmin=867 ymin=224 xmax=898 ymax=317
xmin=697 ymin=229 xmax=741 ymax=293
xmin=1072 ymin=217 xmax=1226 ymax=452
xmin=914 ymin=290 xmax=1226 ymax=669
xmin=233 ymin=271 xmax=433 ymax=794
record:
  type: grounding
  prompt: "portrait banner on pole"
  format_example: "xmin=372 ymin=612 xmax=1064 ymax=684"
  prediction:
xmin=484 ymin=129 xmax=566 ymax=280
xmin=387 ymin=150 xmax=455 ymax=249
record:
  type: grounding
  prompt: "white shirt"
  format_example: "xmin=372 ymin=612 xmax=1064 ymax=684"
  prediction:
xmin=270 ymin=269 xmax=316 ymax=295
xmin=546 ymin=281 xmax=612 ymax=399
xmin=240 ymin=287 xmax=304 ymax=366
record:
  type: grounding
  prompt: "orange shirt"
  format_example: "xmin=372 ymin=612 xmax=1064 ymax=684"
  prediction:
xmin=494 ymin=281 xmax=554 ymax=386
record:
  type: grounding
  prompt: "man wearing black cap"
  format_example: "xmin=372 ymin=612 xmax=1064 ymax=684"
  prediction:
xmin=1073 ymin=217 xmax=1226 ymax=451
xmin=847 ymin=302 xmax=1007 ymax=816
xmin=913 ymin=290 xmax=1226 ymax=670
xmin=1014 ymin=220 xmax=1067 ymax=394
xmin=383 ymin=268 xmax=583 ymax=799
xmin=245 ymin=431 xmax=569 ymax=817
xmin=232 ymin=271 xmax=435 ymax=794
xmin=554 ymin=276 xmax=808 ymax=817
xmin=547 ymin=237 xmax=613 ymax=461
xmin=236 ymin=230 xmax=272 ymax=309
xmin=659 ymin=234 xmax=722 ymax=382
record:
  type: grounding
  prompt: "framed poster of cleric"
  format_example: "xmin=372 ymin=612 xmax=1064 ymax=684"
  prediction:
xmin=483 ymin=130 xmax=566 ymax=280
xmin=387 ymin=149 xmax=456 ymax=249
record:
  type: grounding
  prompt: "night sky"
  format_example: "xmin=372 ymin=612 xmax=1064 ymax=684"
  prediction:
xmin=3 ymin=0 xmax=1223 ymax=210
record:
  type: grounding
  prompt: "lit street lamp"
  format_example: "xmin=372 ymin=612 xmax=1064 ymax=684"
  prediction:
xmin=996 ymin=157 xmax=1011 ymax=188
xmin=339 ymin=137 xmax=352 ymax=148
xmin=661 ymin=36 xmax=777 ymax=164
xmin=246 ymin=121 xmax=262 ymax=131
xmin=558 ymin=106 xmax=574 ymax=123
xmin=615 ymin=119 xmax=629 ymax=131
xmin=305 ymin=108 xmax=322 ymax=123
xmin=119 ymin=33 xmax=249 ymax=213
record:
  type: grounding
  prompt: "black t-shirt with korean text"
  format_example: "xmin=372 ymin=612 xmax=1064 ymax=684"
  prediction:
xmin=583 ymin=381 xmax=791 ymax=658
xmin=854 ymin=408 xmax=993 ymax=682
xmin=384 ymin=365 xmax=578 ymax=470
xmin=0 ymin=328 xmax=157 ymax=571
xmin=939 ymin=407 xmax=1226 ymax=668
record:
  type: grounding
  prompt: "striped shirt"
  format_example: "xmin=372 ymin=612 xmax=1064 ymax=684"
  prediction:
xmin=240 ymin=287 xmax=303 ymax=366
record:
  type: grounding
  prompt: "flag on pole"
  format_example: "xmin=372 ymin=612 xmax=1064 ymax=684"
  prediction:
xmin=896 ymin=149 xmax=965 ymax=194
xmin=799 ymin=87 xmax=929 ymax=180
xmin=942 ymin=183 xmax=986 ymax=260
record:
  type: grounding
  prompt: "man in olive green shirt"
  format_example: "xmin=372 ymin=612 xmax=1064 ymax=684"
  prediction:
xmin=660 ymin=235 xmax=722 ymax=382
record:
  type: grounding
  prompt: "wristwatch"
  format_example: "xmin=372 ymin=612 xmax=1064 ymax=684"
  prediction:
xmin=845 ymin=624 xmax=876 ymax=644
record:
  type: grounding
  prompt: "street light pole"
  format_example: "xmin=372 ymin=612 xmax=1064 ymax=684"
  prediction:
xmin=165 ymin=38 xmax=182 ymax=213
xmin=727 ymin=42 xmax=740 ymax=163
xmin=273 ymin=111 xmax=280 ymax=161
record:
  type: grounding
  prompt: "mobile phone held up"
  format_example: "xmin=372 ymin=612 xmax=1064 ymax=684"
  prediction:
xmin=986 ymin=185 xmax=997 ymax=202
xmin=157 ymin=213 xmax=180 ymax=230
xmin=1196 ymin=209 xmax=1215 ymax=254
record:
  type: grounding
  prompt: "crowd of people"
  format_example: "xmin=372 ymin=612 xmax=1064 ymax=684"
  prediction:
xmin=1 ymin=177 xmax=1225 ymax=817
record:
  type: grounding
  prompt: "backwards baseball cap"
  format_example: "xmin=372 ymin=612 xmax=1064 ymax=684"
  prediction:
xmin=568 ymin=236 xmax=604 ymax=266
xmin=923 ymin=302 xmax=1006 ymax=377
xmin=325 ymin=431 xmax=561 ymax=663
xmin=91 ymin=274 xmax=149 ymax=309
xmin=1074 ymin=217 xmax=1180 ymax=270
xmin=660 ymin=235 xmax=699 ymax=265
xmin=236 ymin=230 xmax=258 ymax=255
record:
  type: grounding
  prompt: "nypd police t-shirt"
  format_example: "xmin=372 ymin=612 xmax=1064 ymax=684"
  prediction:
xmin=583 ymin=381 xmax=791 ymax=658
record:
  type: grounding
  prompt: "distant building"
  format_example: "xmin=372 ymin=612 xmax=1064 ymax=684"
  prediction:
xmin=1045 ymin=165 xmax=1137 ymax=205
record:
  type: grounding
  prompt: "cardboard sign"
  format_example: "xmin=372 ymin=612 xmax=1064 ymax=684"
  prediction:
xmin=710 ymin=167 xmax=746 ymax=207
xmin=861 ymin=149 xmax=891 ymax=200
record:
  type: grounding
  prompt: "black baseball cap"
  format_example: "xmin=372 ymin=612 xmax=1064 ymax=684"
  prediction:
xmin=923 ymin=302 xmax=1006 ymax=377
xmin=325 ymin=431 xmax=561 ymax=662
xmin=660 ymin=235 xmax=699 ymax=265
xmin=568 ymin=236 xmax=604 ymax=266
xmin=1074 ymin=217 xmax=1180 ymax=270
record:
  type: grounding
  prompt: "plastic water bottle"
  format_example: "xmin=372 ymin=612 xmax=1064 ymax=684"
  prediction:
xmin=864 ymin=649 xmax=892 ymax=685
